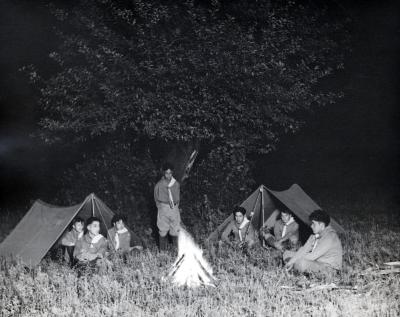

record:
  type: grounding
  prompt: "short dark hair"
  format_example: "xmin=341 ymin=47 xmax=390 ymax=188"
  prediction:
xmin=86 ymin=216 xmax=101 ymax=226
xmin=72 ymin=217 xmax=84 ymax=226
xmin=280 ymin=208 xmax=293 ymax=216
xmin=111 ymin=214 xmax=127 ymax=226
xmin=233 ymin=206 xmax=247 ymax=216
xmin=309 ymin=209 xmax=330 ymax=227
xmin=162 ymin=162 xmax=174 ymax=172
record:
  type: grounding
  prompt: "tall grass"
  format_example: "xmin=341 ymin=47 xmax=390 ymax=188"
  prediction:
xmin=1 ymin=189 xmax=399 ymax=316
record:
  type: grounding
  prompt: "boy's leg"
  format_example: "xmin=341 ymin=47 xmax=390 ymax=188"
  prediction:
xmin=65 ymin=246 xmax=75 ymax=266
xmin=157 ymin=204 xmax=171 ymax=251
xmin=167 ymin=205 xmax=181 ymax=252
xmin=168 ymin=205 xmax=181 ymax=237
xmin=159 ymin=235 xmax=168 ymax=251
xmin=293 ymin=259 xmax=336 ymax=278
xmin=282 ymin=250 xmax=296 ymax=263
xmin=263 ymin=234 xmax=277 ymax=248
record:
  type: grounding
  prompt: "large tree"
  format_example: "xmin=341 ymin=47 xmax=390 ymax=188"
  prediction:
xmin=29 ymin=0 xmax=348 ymax=208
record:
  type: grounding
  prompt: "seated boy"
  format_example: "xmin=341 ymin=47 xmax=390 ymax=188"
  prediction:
xmin=73 ymin=217 xmax=108 ymax=266
xmin=220 ymin=206 xmax=256 ymax=249
xmin=60 ymin=217 xmax=84 ymax=265
xmin=107 ymin=214 xmax=143 ymax=253
xmin=260 ymin=209 xmax=299 ymax=251
xmin=284 ymin=209 xmax=342 ymax=278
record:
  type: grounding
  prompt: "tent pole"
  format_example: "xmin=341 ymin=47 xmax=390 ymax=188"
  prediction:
xmin=261 ymin=187 xmax=266 ymax=248
xmin=242 ymin=188 xmax=261 ymax=243
xmin=94 ymin=197 xmax=113 ymax=245
xmin=91 ymin=194 xmax=95 ymax=217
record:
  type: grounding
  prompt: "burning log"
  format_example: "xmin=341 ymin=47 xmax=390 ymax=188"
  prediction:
xmin=167 ymin=228 xmax=216 ymax=287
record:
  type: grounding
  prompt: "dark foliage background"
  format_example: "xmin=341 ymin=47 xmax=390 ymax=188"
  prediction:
xmin=18 ymin=0 xmax=349 ymax=222
xmin=0 ymin=0 xmax=398 ymax=229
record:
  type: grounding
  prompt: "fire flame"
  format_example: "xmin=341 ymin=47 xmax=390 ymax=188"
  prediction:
xmin=168 ymin=228 xmax=216 ymax=288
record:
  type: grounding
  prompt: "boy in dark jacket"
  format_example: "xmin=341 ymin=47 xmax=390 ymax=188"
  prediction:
xmin=60 ymin=217 xmax=84 ymax=265
xmin=107 ymin=214 xmax=142 ymax=253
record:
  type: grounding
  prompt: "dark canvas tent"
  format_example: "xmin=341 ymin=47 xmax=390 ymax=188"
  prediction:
xmin=0 ymin=193 xmax=141 ymax=266
xmin=207 ymin=184 xmax=345 ymax=241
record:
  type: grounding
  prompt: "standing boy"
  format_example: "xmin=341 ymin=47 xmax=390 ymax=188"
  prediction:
xmin=154 ymin=163 xmax=181 ymax=251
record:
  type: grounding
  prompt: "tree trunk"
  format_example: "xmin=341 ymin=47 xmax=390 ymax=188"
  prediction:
xmin=166 ymin=141 xmax=199 ymax=183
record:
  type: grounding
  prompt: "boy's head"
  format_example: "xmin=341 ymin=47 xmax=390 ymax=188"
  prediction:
xmin=162 ymin=162 xmax=174 ymax=181
xmin=280 ymin=209 xmax=293 ymax=224
xmin=233 ymin=206 xmax=247 ymax=225
xmin=72 ymin=217 xmax=84 ymax=232
xmin=111 ymin=214 xmax=127 ymax=231
xmin=86 ymin=217 xmax=101 ymax=235
xmin=309 ymin=209 xmax=330 ymax=234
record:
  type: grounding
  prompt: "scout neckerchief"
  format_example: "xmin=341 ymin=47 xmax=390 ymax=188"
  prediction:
xmin=311 ymin=233 xmax=320 ymax=252
xmin=115 ymin=227 xmax=128 ymax=250
xmin=238 ymin=217 xmax=250 ymax=242
xmin=77 ymin=231 xmax=84 ymax=240
xmin=281 ymin=217 xmax=295 ymax=238
xmin=167 ymin=177 xmax=177 ymax=209
xmin=90 ymin=233 xmax=104 ymax=248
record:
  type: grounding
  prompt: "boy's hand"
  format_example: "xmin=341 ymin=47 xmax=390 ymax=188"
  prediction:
xmin=130 ymin=246 xmax=143 ymax=251
xmin=285 ymin=259 xmax=295 ymax=271
xmin=274 ymin=241 xmax=284 ymax=251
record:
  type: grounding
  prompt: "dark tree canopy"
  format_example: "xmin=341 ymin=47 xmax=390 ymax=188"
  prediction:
xmin=25 ymin=0 xmax=349 ymax=210
xmin=32 ymin=0 xmax=347 ymax=154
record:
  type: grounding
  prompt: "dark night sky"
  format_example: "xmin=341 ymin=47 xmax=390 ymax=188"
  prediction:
xmin=0 ymin=0 xmax=399 ymax=207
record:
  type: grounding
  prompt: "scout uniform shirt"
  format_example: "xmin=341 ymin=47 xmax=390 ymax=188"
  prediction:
xmin=60 ymin=229 xmax=83 ymax=262
xmin=73 ymin=233 xmax=108 ymax=262
xmin=61 ymin=229 xmax=83 ymax=247
xmin=108 ymin=227 xmax=132 ymax=252
xmin=294 ymin=225 xmax=342 ymax=270
xmin=221 ymin=217 xmax=256 ymax=245
xmin=154 ymin=177 xmax=180 ymax=208
xmin=272 ymin=218 xmax=299 ymax=244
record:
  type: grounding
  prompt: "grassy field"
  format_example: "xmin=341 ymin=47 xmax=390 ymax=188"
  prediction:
xmin=0 ymin=189 xmax=399 ymax=316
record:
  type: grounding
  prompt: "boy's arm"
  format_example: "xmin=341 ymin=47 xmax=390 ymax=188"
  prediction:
xmin=73 ymin=239 xmax=85 ymax=261
xmin=61 ymin=231 xmax=75 ymax=246
xmin=221 ymin=222 xmax=233 ymax=244
xmin=246 ymin=224 xmax=257 ymax=247
xmin=130 ymin=232 xmax=142 ymax=248
xmin=175 ymin=182 xmax=180 ymax=205
xmin=285 ymin=237 xmax=312 ymax=268
xmin=303 ymin=234 xmax=335 ymax=261
xmin=154 ymin=182 xmax=161 ymax=207
xmin=107 ymin=236 xmax=116 ymax=251
xmin=279 ymin=223 xmax=299 ymax=243
xmin=260 ymin=222 xmax=273 ymax=236
xmin=96 ymin=238 xmax=108 ymax=258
